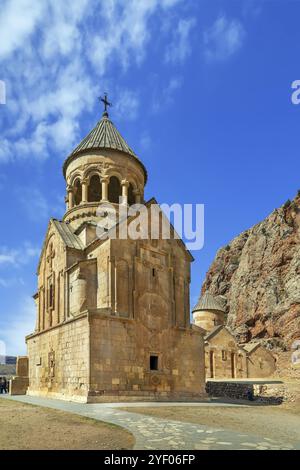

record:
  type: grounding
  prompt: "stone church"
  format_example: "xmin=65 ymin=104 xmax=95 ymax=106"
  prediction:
xmin=193 ymin=293 xmax=276 ymax=379
xmin=24 ymin=102 xmax=206 ymax=402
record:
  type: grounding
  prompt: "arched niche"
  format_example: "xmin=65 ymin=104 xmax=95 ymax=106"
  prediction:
xmin=108 ymin=176 xmax=122 ymax=204
xmin=128 ymin=183 xmax=135 ymax=206
xmin=116 ymin=259 xmax=129 ymax=316
xmin=88 ymin=174 xmax=102 ymax=202
xmin=74 ymin=179 xmax=82 ymax=206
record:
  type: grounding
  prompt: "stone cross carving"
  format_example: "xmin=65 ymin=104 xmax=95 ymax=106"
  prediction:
xmin=47 ymin=244 xmax=55 ymax=272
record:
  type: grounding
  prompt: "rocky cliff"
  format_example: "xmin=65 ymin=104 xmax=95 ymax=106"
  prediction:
xmin=202 ymin=192 xmax=300 ymax=351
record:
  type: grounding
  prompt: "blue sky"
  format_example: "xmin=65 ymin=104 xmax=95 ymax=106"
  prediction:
xmin=0 ymin=0 xmax=300 ymax=355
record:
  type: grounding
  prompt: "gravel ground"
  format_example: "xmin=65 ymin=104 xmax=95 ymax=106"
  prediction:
xmin=0 ymin=398 xmax=134 ymax=450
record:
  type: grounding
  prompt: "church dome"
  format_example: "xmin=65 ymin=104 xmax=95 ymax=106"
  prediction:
xmin=63 ymin=110 xmax=147 ymax=183
xmin=62 ymin=97 xmax=148 ymax=229
xmin=193 ymin=292 xmax=225 ymax=313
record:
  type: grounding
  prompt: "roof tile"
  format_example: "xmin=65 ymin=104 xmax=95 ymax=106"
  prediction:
xmin=71 ymin=113 xmax=136 ymax=156
xmin=193 ymin=292 xmax=225 ymax=313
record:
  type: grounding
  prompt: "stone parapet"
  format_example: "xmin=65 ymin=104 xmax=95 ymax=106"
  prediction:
xmin=206 ymin=379 xmax=285 ymax=404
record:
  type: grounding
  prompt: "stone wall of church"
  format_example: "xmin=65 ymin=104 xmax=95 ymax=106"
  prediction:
xmin=110 ymin=237 xmax=191 ymax=326
xmin=83 ymin=233 xmax=205 ymax=401
xmin=68 ymin=259 xmax=97 ymax=315
xmin=88 ymin=239 xmax=112 ymax=310
xmin=88 ymin=314 xmax=205 ymax=401
xmin=37 ymin=228 xmax=68 ymax=331
xmin=26 ymin=315 xmax=89 ymax=402
xmin=247 ymin=347 xmax=276 ymax=378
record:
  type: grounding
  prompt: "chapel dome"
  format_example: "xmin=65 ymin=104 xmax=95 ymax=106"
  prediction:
xmin=193 ymin=292 xmax=226 ymax=313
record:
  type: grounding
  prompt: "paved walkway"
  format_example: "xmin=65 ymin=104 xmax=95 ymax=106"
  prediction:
xmin=2 ymin=395 xmax=299 ymax=450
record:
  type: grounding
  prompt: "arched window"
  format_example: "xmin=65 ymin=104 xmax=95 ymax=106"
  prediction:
xmin=88 ymin=174 xmax=102 ymax=202
xmin=108 ymin=176 xmax=122 ymax=204
xmin=128 ymin=183 xmax=135 ymax=206
xmin=74 ymin=179 xmax=82 ymax=206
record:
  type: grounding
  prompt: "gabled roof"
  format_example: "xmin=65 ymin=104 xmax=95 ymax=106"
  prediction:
xmin=74 ymin=220 xmax=98 ymax=235
xmin=84 ymin=198 xmax=194 ymax=262
xmin=37 ymin=219 xmax=84 ymax=273
xmin=193 ymin=292 xmax=226 ymax=313
xmin=205 ymin=325 xmax=224 ymax=341
xmin=63 ymin=112 xmax=147 ymax=181
xmin=243 ymin=342 xmax=261 ymax=354
xmin=52 ymin=220 xmax=84 ymax=250
xmin=205 ymin=325 xmax=237 ymax=342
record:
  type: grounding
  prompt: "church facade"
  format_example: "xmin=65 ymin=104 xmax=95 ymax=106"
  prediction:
xmin=25 ymin=105 xmax=206 ymax=402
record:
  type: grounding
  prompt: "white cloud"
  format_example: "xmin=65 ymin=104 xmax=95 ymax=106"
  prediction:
xmin=242 ymin=0 xmax=263 ymax=18
xmin=0 ymin=0 xmax=45 ymax=59
xmin=17 ymin=187 xmax=65 ymax=221
xmin=0 ymin=0 xmax=186 ymax=164
xmin=204 ymin=15 xmax=246 ymax=62
xmin=152 ymin=76 xmax=183 ymax=113
xmin=0 ymin=253 xmax=17 ymax=266
xmin=165 ymin=17 xmax=196 ymax=64
xmin=140 ymin=132 xmax=151 ymax=151
xmin=40 ymin=1 xmax=90 ymax=59
xmin=0 ymin=243 xmax=40 ymax=268
xmin=0 ymin=277 xmax=25 ymax=288
xmin=0 ymin=140 xmax=13 ymax=163
xmin=0 ymin=296 xmax=36 ymax=355
xmin=88 ymin=0 xmax=168 ymax=72
xmin=113 ymin=89 xmax=140 ymax=121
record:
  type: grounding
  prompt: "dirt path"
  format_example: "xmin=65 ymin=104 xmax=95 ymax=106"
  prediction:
xmin=119 ymin=404 xmax=300 ymax=445
xmin=3 ymin=395 xmax=299 ymax=450
xmin=0 ymin=398 xmax=134 ymax=450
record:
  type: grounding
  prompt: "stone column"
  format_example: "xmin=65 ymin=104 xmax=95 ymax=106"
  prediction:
xmin=134 ymin=190 xmax=142 ymax=204
xmin=67 ymin=185 xmax=74 ymax=210
xmin=101 ymin=176 xmax=109 ymax=201
xmin=121 ymin=180 xmax=129 ymax=205
xmin=82 ymin=178 xmax=88 ymax=204
xmin=41 ymin=287 xmax=45 ymax=330
xmin=35 ymin=292 xmax=40 ymax=332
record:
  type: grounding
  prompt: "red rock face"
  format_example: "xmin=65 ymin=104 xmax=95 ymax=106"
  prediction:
xmin=202 ymin=194 xmax=300 ymax=351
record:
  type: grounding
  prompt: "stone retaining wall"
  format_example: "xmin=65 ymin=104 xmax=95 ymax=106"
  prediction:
xmin=206 ymin=380 xmax=286 ymax=404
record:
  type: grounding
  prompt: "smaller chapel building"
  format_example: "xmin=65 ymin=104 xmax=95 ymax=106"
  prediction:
xmin=193 ymin=293 xmax=276 ymax=379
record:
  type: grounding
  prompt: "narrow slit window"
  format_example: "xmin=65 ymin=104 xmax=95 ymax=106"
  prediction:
xmin=49 ymin=284 xmax=53 ymax=308
xmin=150 ymin=355 xmax=158 ymax=371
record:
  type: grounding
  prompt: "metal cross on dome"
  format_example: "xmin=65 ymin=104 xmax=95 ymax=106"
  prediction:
xmin=99 ymin=93 xmax=112 ymax=114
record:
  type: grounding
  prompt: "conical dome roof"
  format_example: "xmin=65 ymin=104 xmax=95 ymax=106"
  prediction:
xmin=193 ymin=292 xmax=225 ymax=313
xmin=63 ymin=111 xmax=147 ymax=180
